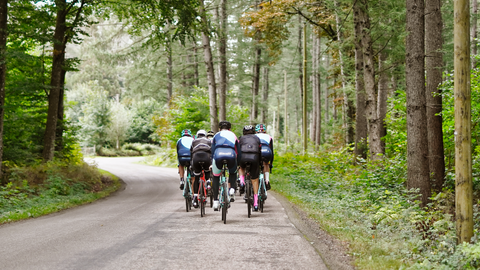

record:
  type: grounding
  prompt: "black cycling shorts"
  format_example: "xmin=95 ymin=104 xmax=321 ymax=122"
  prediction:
xmin=178 ymin=156 xmax=191 ymax=167
xmin=192 ymin=151 xmax=211 ymax=175
xmin=239 ymin=153 xmax=260 ymax=179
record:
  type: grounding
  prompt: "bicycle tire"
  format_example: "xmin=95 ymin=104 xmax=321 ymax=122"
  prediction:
xmin=260 ymin=183 xmax=265 ymax=213
xmin=185 ymin=182 xmax=190 ymax=212
xmin=199 ymin=181 xmax=205 ymax=217
xmin=222 ymin=182 xmax=228 ymax=224
xmin=246 ymin=177 xmax=251 ymax=218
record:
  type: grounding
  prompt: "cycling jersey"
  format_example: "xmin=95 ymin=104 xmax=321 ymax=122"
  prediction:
xmin=238 ymin=134 xmax=261 ymax=179
xmin=176 ymin=136 xmax=194 ymax=165
xmin=255 ymin=133 xmax=274 ymax=164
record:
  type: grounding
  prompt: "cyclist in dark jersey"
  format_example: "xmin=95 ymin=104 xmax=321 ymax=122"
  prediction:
xmin=238 ymin=125 xmax=262 ymax=211
xmin=255 ymin=123 xmax=273 ymax=190
xmin=176 ymin=129 xmax=194 ymax=190
xmin=190 ymin=129 xmax=212 ymax=208
xmin=211 ymin=121 xmax=239 ymax=210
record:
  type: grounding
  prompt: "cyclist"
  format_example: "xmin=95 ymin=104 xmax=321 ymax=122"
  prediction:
xmin=207 ymin=130 xmax=215 ymax=140
xmin=211 ymin=120 xmax=239 ymax=210
xmin=238 ymin=125 xmax=262 ymax=211
xmin=176 ymin=129 xmax=194 ymax=190
xmin=255 ymin=123 xmax=273 ymax=190
xmin=190 ymin=129 xmax=212 ymax=208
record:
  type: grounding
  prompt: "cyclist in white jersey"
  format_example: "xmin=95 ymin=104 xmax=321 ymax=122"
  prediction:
xmin=255 ymin=124 xmax=273 ymax=190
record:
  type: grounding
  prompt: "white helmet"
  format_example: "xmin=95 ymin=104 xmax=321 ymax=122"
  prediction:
xmin=196 ymin=129 xmax=207 ymax=137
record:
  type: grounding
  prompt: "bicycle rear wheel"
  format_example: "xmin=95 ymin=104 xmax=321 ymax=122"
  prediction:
xmin=222 ymin=181 xmax=228 ymax=224
xmin=185 ymin=182 xmax=190 ymax=212
xmin=246 ymin=177 xmax=251 ymax=218
xmin=199 ymin=181 xmax=205 ymax=217
xmin=259 ymin=183 xmax=265 ymax=213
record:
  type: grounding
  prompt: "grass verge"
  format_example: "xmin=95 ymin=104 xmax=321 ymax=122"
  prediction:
xmin=0 ymin=162 xmax=121 ymax=224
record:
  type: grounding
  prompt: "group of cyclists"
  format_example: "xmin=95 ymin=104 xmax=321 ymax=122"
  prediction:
xmin=176 ymin=121 xmax=274 ymax=212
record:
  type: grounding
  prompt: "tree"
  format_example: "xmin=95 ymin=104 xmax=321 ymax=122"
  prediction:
xmin=425 ymin=0 xmax=445 ymax=192
xmin=406 ymin=0 xmax=430 ymax=206
xmin=218 ymin=0 xmax=227 ymax=121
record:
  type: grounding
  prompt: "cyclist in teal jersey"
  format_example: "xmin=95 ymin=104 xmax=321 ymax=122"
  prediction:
xmin=176 ymin=129 xmax=194 ymax=190
xmin=255 ymin=124 xmax=273 ymax=190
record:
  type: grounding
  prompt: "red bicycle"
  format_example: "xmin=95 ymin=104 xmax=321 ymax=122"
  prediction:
xmin=197 ymin=167 xmax=208 ymax=217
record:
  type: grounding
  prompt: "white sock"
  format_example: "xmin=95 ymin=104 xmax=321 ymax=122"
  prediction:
xmin=265 ymin=172 xmax=270 ymax=183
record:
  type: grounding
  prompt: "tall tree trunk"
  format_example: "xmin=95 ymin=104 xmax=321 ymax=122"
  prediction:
xmin=166 ymin=41 xmax=173 ymax=101
xmin=251 ymin=46 xmax=261 ymax=123
xmin=335 ymin=0 xmax=353 ymax=145
xmin=43 ymin=0 xmax=68 ymax=162
xmin=377 ymin=52 xmax=388 ymax=154
xmin=187 ymin=45 xmax=194 ymax=87
xmin=261 ymin=66 xmax=269 ymax=124
xmin=193 ymin=39 xmax=199 ymax=86
xmin=426 ymin=0 xmax=445 ymax=192
xmin=199 ymin=0 xmax=218 ymax=131
xmin=472 ymin=0 xmax=478 ymax=68
xmin=298 ymin=16 xmax=303 ymax=108
xmin=0 ymin=0 xmax=7 ymax=177
xmin=359 ymin=0 xmax=382 ymax=159
xmin=325 ymin=53 xmax=329 ymax=124
xmin=354 ymin=1 xmax=367 ymax=159
xmin=315 ymin=36 xmax=322 ymax=146
xmin=218 ymin=0 xmax=227 ymax=121
xmin=454 ymin=0 xmax=473 ymax=243
xmin=55 ymin=69 xmax=66 ymax=152
xmin=406 ymin=0 xmax=430 ymax=206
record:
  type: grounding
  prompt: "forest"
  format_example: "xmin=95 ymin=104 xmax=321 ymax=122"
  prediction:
xmin=0 ymin=0 xmax=480 ymax=269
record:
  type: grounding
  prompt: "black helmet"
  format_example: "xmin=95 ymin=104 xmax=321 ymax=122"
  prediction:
xmin=243 ymin=125 xmax=255 ymax=135
xmin=207 ymin=130 xmax=215 ymax=138
xmin=219 ymin=120 xmax=231 ymax=130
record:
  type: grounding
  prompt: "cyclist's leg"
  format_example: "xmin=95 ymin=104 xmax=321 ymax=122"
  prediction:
xmin=211 ymin=158 xmax=222 ymax=201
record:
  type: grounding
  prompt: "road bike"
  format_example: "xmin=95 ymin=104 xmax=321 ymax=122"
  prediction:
xmin=197 ymin=163 xmax=207 ymax=217
xmin=244 ymin=163 xmax=254 ymax=218
xmin=183 ymin=165 xmax=193 ymax=212
xmin=219 ymin=160 xmax=230 ymax=224
xmin=258 ymin=169 xmax=267 ymax=213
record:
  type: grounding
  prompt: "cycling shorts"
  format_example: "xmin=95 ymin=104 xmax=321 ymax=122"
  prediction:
xmin=192 ymin=151 xmax=211 ymax=175
xmin=177 ymin=156 xmax=191 ymax=167
xmin=212 ymin=147 xmax=237 ymax=176
xmin=260 ymin=146 xmax=273 ymax=164
xmin=239 ymin=153 xmax=260 ymax=179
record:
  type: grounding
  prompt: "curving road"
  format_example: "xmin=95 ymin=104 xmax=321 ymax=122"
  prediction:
xmin=0 ymin=157 xmax=328 ymax=270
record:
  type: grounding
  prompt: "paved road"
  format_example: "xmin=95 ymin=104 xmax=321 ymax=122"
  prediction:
xmin=0 ymin=157 xmax=328 ymax=270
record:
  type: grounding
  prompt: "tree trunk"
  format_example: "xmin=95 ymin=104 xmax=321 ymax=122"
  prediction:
xmin=406 ymin=0 xmax=430 ymax=206
xmin=55 ymin=69 xmax=66 ymax=152
xmin=193 ymin=39 xmax=199 ymax=86
xmin=426 ymin=0 xmax=445 ymax=192
xmin=359 ymin=0 xmax=382 ymax=159
xmin=251 ymin=47 xmax=261 ymax=123
xmin=199 ymin=0 xmax=218 ymax=131
xmin=166 ymin=41 xmax=173 ymax=101
xmin=354 ymin=1 xmax=367 ymax=159
xmin=298 ymin=16 xmax=303 ymax=108
xmin=472 ymin=0 xmax=478 ymax=68
xmin=0 ymin=0 xmax=7 ymax=177
xmin=377 ymin=52 xmax=388 ymax=154
xmin=325 ymin=54 xmax=329 ymax=125
xmin=218 ymin=0 xmax=227 ymax=121
xmin=315 ymin=36 xmax=321 ymax=146
xmin=43 ymin=0 xmax=68 ymax=162
xmin=261 ymin=66 xmax=269 ymax=124
xmin=454 ymin=0 xmax=473 ymax=244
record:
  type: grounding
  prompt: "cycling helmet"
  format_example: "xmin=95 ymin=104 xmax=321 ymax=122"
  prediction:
xmin=255 ymin=123 xmax=266 ymax=133
xmin=243 ymin=125 xmax=255 ymax=135
xmin=181 ymin=129 xmax=192 ymax=137
xmin=219 ymin=120 xmax=231 ymax=130
xmin=207 ymin=130 xmax=215 ymax=138
xmin=196 ymin=129 xmax=207 ymax=138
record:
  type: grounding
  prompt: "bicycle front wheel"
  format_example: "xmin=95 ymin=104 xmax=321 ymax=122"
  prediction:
xmin=222 ymin=182 xmax=228 ymax=224
xmin=199 ymin=182 xmax=205 ymax=217
xmin=246 ymin=180 xmax=251 ymax=218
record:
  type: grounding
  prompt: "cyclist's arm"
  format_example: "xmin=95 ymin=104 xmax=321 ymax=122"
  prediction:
xmin=270 ymin=138 xmax=274 ymax=164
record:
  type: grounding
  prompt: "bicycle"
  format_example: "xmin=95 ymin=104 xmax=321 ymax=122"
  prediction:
xmin=219 ymin=160 xmax=230 ymax=224
xmin=197 ymin=163 xmax=207 ymax=217
xmin=244 ymin=163 xmax=254 ymax=218
xmin=183 ymin=165 xmax=193 ymax=212
xmin=258 ymin=169 xmax=268 ymax=213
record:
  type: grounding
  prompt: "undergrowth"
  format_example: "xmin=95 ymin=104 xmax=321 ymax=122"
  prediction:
xmin=0 ymin=161 xmax=120 ymax=223
xmin=142 ymin=148 xmax=177 ymax=167
xmin=273 ymin=150 xmax=480 ymax=270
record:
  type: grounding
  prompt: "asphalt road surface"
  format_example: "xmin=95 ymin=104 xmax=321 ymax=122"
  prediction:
xmin=0 ymin=157 xmax=329 ymax=270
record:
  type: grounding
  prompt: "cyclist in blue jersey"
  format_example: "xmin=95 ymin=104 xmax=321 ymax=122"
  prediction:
xmin=255 ymin=124 xmax=273 ymax=190
xmin=211 ymin=121 xmax=239 ymax=211
xmin=176 ymin=129 xmax=194 ymax=190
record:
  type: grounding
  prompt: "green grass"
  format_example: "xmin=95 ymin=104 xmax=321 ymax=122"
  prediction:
xmin=0 ymin=162 xmax=121 ymax=224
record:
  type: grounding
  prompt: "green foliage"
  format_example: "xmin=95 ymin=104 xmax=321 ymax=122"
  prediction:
xmin=274 ymin=150 xmax=480 ymax=269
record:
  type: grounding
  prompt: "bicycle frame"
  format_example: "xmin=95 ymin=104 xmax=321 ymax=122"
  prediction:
xmin=183 ymin=166 xmax=193 ymax=212
xmin=219 ymin=161 xmax=229 ymax=224
xmin=198 ymin=170 xmax=207 ymax=217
